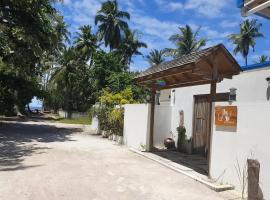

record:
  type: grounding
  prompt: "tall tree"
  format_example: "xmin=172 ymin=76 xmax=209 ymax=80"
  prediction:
xmin=95 ymin=0 xmax=130 ymax=50
xmin=146 ymin=49 xmax=165 ymax=66
xmin=165 ymin=25 xmax=206 ymax=58
xmin=0 ymin=0 xmax=67 ymax=115
xmin=116 ymin=30 xmax=147 ymax=69
xmin=74 ymin=25 xmax=99 ymax=63
xmin=229 ymin=19 xmax=263 ymax=66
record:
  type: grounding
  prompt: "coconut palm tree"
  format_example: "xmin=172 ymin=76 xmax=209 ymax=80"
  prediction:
xmin=146 ymin=49 xmax=165 ymax=66
xmin=165 ymin=25 xmax=206 ymax=58
xmin=255 ymin=55 xmax=269 ymax=64
xmin=116 ymin=30 xmax=147 ymax=69
xmin=229 ymin=19 xmax=263 ymax=66
xmin=95 ymin=0 xmax=130 ymax=50
xmin=74 ymin=25 xmax=99 ymax=64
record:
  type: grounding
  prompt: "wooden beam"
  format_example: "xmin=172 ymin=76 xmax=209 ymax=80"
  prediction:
xmin=136 ymin=66 xmax=194 ymax=83
xmin=154 ymin=79 xmax=211 ymax=90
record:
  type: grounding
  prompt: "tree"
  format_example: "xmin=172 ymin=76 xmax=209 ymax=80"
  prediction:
xmin=255 ymin=55 xmax=269 ymax=64
xmin=95 ymin=0 xmax=130 ymax=50
xmin=74 ymin=25 xmax=99 ymax=63
xmin=0 ymin=0 xmax=68 ymax=115
xmin=146 ymin=49 xmax=165 ymax=66
xmin=229 ymin=19 xmax=263 ymax=66
xmin=116 ymin=30 xmax=147 ymax=69
xmin=165 ymin=25 xmax=206 ymax=58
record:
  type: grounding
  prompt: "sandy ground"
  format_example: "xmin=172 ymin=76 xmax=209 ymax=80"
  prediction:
xmin=0 ymin=120 xmax=239 ymax=200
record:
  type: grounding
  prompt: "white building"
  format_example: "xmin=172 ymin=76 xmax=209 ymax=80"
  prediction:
xmin=123 ymin=45 xmax=270 ymax=199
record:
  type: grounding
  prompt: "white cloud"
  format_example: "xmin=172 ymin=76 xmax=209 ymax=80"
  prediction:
xmin=184 ymin=0 xmax=232 ymax=18
xmin=220 ymin=20 xmax=239 ymax=28
xmin=155 ymin=0 xmax=183 ymax=12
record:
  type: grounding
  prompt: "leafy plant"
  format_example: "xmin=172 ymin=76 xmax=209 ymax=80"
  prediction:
xmin=176 ymin=126 xmax=187 ymax=151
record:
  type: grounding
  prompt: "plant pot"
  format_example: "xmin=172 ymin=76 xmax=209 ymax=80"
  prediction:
xmin=108 ymin=135 xmax=113 ymax=140
xmin=102 ymin=130 xmax=108 ymax=138
xmin=117 ymin=136 xmax=123 ymax=145
xmin=185 ymin=141 xmax=193 ymax=154
xmin=164 ymin=138 xmax=175 ymax=149
xmin=112 ymin=134 xmax=118 ymax=141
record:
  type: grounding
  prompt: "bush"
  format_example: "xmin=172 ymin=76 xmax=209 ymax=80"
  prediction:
xmin=176 ymin=126 xmax=186 ymax=152
xmin=91 ymin=88 xmax=136 ymax=136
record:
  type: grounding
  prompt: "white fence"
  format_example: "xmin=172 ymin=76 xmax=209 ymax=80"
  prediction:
xmin=58 ymin=110 xmax=87 ymax=119
xmin=123 ymin=104 xmax=151 ymax=151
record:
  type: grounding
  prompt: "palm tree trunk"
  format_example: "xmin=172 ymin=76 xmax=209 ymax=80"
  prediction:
xmin=245 ymin=56 xmax=248 ymax=66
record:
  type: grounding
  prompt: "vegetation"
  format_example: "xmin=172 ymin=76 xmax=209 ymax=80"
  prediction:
xmin=255 ymin=55 xmax=269 ymax=64
xmin=91 ymin=88 xmax=137 ymax=136
xmin=59 ymin=116 xmax=92 ymax=125
xmin=0 ymin=0 xmax=265 ymax=122
xmin=95 ymin=0 xmax=130 ymax=50
xmin=165 ymin=25 xmax=206 ymax=58
xmin=229 ymin=19 xmax=263 ymax=66
xmin=0 ymin=0 xmax=68 ymax=116
xmin=146 ymin=49 xmax=165 ymax=66
xmin=176 ymin=126 xmax=187 ymax=152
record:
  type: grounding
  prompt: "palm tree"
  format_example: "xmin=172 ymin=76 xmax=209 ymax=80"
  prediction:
xmin=50 ymin=48 xmax=78 ymax=118
xmin=255 ymin=55 xmax=268 ymax=64
xmin=95 ymin=0 xmax=130 ymax=50
xmin=146 ymin=49 xmax=165 ymax=66
xmin=229 ymin=19 xmax=263 ymax=66
xmin=74 ymin=25 xmax=99 ymax=64
xmin=116 ymin=30 xmax=147 ymax=69
xmin=165 ymin=25 xmax=206 ymax=58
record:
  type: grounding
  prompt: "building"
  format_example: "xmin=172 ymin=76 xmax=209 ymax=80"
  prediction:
xmin=123 ymin=44 xmax=270 ymax=199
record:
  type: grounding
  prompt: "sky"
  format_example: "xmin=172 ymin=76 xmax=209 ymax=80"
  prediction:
xmin=56 ymin=0 xmax=270 ymax=72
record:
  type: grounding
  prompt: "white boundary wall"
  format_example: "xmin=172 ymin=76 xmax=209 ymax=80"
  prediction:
xmin=163 ymin=67 xmax=270 ymax=198
xmin=123 ymin=104 xmax=151 ymax=151
xmin=123 ymin=67 xmax=270 ymax=198
xmin=153 ymin=105 xmax=172 ymax=148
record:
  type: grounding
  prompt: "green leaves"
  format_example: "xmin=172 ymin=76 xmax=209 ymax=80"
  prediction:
xmin=228 ymin=19 xmax=263 ymax=66
xmin=165 ymin=25 xmax=206 ymax=58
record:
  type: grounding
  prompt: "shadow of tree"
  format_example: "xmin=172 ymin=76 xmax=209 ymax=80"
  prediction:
xmin=0 ymin=122 xmax=83 ymax=171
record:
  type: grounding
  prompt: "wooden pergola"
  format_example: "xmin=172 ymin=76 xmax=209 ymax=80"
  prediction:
xmin=135 ymin=44 xmax=242 ymax=151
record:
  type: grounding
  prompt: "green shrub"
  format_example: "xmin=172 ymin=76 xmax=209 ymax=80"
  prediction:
xmin=176 ymin=126 xmax=186 ymax=151
xmin=90 ymin=87 xmax=136 ymax=136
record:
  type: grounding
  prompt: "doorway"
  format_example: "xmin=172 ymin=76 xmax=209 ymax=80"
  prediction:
xmin=192 ymin=95 xmax=211 ymax=158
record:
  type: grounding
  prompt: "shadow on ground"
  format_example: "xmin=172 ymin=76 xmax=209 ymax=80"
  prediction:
xmin=152 ymin=149 xmax=208 ymax=175
xmin=0 ymin=122 xmax=83 ymax=171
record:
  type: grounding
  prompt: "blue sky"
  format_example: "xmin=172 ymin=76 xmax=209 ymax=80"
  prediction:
xmin=57 ymin=0 xmax=270 ymax=71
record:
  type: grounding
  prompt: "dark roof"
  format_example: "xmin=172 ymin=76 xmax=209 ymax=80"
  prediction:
xmin=242 ymin=61 xmax=270 ymax=71
xmin=136 ymin=44 xmax=240 ymax=79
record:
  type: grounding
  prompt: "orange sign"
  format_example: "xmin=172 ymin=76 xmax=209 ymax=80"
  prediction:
xmin=215 ymin=106 xmax=237 ymax=127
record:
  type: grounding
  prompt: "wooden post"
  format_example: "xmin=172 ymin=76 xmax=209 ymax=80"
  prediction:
xmin=149 ymin=89 xmax=156 ymax=151
xmin=248 ymin=159 xmax=260 ymax=200
xmin=208 ymin=54 xmax=218 ymax=176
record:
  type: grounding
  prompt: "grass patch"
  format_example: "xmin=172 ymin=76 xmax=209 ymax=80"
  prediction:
xmin=58 ymin=116 xmax=91 ymax=125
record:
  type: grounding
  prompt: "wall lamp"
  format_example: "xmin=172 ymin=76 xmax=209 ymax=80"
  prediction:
xmin=266 ymin=77 xmax=270 ymax=84
xmin=229 ymin=88 xmax=237 ymax=102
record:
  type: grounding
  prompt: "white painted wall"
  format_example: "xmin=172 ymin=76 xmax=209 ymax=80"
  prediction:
xmin=158 ymin=67 xmax=270 ymax=198
xmin=123 ymin=104 xmax=151 ymax=151
xmin=209 ymin=68 xmax=270 ymax=199
xmin=58 ymin=110 xmax=87 ymax=119
xmin=153 ymin=105 xmax=172 ymax=148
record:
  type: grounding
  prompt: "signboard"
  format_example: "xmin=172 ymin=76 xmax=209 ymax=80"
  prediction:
xmin=215 ymin=106 xmax=237 ymax=127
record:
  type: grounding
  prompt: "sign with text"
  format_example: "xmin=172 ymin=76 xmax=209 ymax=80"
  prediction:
xmin=215 ymin=106 xmax=237 ymax=127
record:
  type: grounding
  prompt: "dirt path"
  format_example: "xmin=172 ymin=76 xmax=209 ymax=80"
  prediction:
xmin=0 ymin=121 xmax=239 ymax=200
